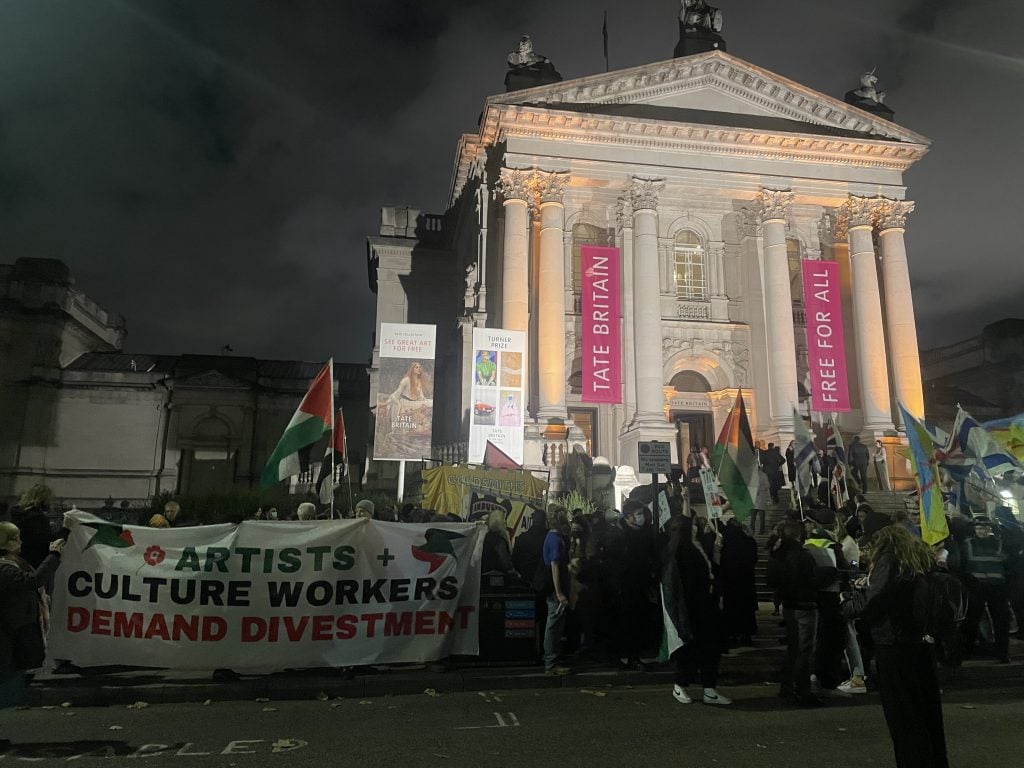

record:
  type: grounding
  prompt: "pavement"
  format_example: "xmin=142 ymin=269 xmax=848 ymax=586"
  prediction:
xmin=27 ymin=607 xmax=1024 ymax=708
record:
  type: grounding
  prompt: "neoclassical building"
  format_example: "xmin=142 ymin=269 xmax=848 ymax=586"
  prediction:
xmin=367 ymin=11 xmax=928 ymax=484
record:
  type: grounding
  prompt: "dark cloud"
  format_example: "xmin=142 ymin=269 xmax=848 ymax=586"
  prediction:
xmin=0 ymin=0 xmax=1018 ymax=364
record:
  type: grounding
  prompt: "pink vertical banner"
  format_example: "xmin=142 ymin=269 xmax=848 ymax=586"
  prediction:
xmin=581 ymin=245 xmax=621 ymax=404
xmin=801 ymin=259 xmax=851 ymax=412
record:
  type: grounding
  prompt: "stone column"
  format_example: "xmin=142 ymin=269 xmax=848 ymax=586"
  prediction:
xmin=619 ymin=178 xmax=678 ymax=469
xmin=617 ymin=195 xmax=637 ymax=419
xmin=878 ymin=199 xmax=924 ymax=421
xmin=536 ymin=172 xmax=569 ymax=421
xmin=631 ymin=178 xmax=666 ymax=425
xmin=845 ymin=195 xmax=894 ymax=434
xmin=496 ymin=167 xmax=531 ymax=334
xmin=759 ymin=189 xmax=798 ymax=439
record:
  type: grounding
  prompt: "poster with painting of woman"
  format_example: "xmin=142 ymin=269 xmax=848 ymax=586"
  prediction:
xmin=374 ymin=323 xmax=436 ymax=461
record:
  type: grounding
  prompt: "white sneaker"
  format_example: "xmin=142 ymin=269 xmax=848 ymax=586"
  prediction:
xmin=702 ymin=688 xmax=732 ymax=706
xmin=837 ymin=678 xmax=867 ymax=694
xmin=672 ymin=685 xmax=692 ymax=704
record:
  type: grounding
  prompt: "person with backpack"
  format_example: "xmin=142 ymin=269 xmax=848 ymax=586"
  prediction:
xmin=842 ymin=525 xmax=950 ymax=768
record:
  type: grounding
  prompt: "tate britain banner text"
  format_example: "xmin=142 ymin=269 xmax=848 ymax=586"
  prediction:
xmin=581 ymin=245 xmax=622 ymax=403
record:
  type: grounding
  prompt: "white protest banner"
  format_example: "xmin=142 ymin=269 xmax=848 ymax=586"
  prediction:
xmin=468 ymin=328 xmax=525 ymax=465
xmin=49 ymin=513 xmax=484 ymax=671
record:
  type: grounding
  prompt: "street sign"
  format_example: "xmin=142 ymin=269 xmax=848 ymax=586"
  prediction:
xmin=637 ymin=441 xmax=671 ymax=474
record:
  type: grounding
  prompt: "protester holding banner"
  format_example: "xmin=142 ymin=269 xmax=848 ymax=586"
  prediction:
xmin=1 ymin=521 xmax=66 ymax=708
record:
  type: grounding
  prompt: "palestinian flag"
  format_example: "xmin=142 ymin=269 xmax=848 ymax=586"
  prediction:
xmin=261 ymin=360 xmax=334 ymax=488
xmin=83 ymin=522 xmax=135 ymax=551
xmin=710 ymin=390 xmax=758 ymax=522
xmin=411 ymin=528 xmax=467 ymax=574
xmin=316 ymin=408 xmax=347 ymax=504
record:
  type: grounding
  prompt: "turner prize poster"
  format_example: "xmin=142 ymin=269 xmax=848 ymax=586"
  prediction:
xmin=48 ymin=512 xmax=485 ymax=670
xmin=468 ymin=328 xmax=525 ymax=465
xmin=801 ymin=260 xmax=851 ymax=412
xmin=580 ymin=245 xmax=622 ymax=403
xmin=374 ymin=323 xmax=436 ymax=461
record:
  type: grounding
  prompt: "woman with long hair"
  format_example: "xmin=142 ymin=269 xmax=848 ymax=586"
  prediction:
xmin=843 ymin=525 xmax=949 ymax=768
xmin=384 ymin=361 xmax=430 ymax=434
xmin=1 ymin=520 xmax=66 ymax=708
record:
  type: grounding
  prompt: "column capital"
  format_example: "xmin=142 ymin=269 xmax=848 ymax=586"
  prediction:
xmin=616 ymin=194 xmax=634 ymax=229
xmin=737 ymin=205 xmax=761 ymax=239
xmin=536 ymin=170 xmax=570 ymax=205
xmin=628 ymin=177 xmax=664 ymax=212
xmin=877 ymin=199 xmax=915 ymax=232
xmin=758 ymin=188 xmax=794 ymax=222
xmin=843 ymin=194 xmax=878 ymax=230
xmin=496 ymin=167 xmax=532 ymax=203
xmin=818 ymin=210 xmax=847 ymax=246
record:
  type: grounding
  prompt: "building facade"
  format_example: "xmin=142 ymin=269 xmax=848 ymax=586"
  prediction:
xmin=1 ymin=258 xmax=368 ymax=507
xmin=367 ymin=33 xmax=930 ymax=484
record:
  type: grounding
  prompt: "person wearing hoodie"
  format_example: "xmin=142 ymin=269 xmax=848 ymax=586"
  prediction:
xmin=767 ymin=520 xmax=826 ymax=707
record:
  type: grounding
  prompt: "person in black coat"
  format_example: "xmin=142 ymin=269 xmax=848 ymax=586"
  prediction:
xmin=511 ymin=509 xmax=547 ymax=582
xmin=762 ymin=444 xmax=786 ymax=503
xmin=720 ymin=519 xmax=759 ymax=646
xmin=1 ymin=521 xmax=66 ymax=708
xmin=665 ymin=515 xmax=732 ymax=705
xmin=843 ymin=525 xmax=949 ymax=768
xmin=767 ymin=520 xmax=825 ymax=706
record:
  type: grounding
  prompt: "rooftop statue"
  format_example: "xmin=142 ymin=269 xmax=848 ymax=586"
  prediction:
xmin=844 ymin=68 xmax=895 ymax=120
xmin=853 ymin=70 xmax=886 ymax=105
xmin=680 ymin=0 xmax=723 ymax=33
xmin=507 ymin=36 xmax=549 ymax=69
xmin=504 ymin=35 xmax=562 ymax=92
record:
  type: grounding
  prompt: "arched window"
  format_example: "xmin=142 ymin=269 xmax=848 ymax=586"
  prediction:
xmin=572 ymin=223 xmax=611 ymax=311
xmin=674 ymin=230 xmax=707 ymax=300
xmin=670 ymin=370 xmax=712 ymax=392
xmin=787 ymin=238 xmax=802 ymax=303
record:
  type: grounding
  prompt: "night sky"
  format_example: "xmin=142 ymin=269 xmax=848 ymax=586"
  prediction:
xmin=1 ymin=0 xmax=1020 ymax=365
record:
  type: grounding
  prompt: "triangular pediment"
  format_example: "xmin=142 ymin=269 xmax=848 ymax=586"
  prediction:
xmin=176 ymin=369 xmax=252 ymax=390
xmin=488 ymin=50 xmax=928 ymax=145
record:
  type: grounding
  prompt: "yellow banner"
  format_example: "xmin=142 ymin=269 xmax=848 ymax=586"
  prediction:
xmin=421 ymin=465 xmax=547 ymax=533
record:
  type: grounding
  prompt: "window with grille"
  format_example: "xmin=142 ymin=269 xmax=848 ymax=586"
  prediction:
xmin=674 ymin=230 xmax=707 ymax=300
xmin=572 ymin=223 xmax=612 ymax=311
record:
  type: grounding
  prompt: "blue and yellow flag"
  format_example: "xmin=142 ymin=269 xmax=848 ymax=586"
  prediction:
xmin=898 ymin=401 xmax=949 ymax=545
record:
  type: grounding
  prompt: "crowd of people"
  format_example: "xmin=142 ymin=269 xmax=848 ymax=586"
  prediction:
xmin=3 ymin=470 xmax=1022 ymax=762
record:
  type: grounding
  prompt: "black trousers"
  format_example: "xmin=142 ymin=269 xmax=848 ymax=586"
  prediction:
xmin=672 ymin=633 xmax=720 ymax=689
xmin=875 ymin=644 xmax=948 ymax=768
xmin=964 ymin=581 xmax=1011 ymax=659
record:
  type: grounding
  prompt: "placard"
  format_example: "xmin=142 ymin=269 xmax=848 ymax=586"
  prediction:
xmin=374 ymin=323 xmax=436 ymax=461
xmin=468 ymin=328 xmax=526 ymax=465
